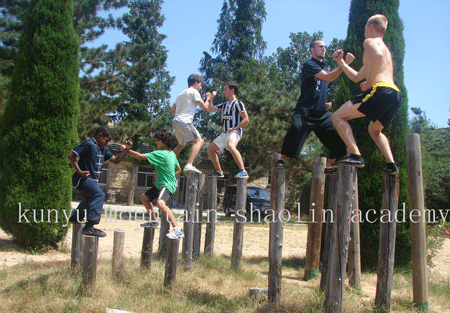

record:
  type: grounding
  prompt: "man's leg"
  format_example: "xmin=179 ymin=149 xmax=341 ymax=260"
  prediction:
xmin=173 ymin=144 xmax=185 ymax=156
xmin=368 ymin=121 xmax=395 ymax=163
xmin=186 ymin=136 xmax=204 ymax=166
xmin=140 ymin=193 xmax=157 ymax=221
xmin=277 ymin=114 xmax=310 ymax=167
xmin=156 ymin=199 xmax=179 ymax=229
xmin=207 ymin=142 xmax=223 ymax=173
xmin=226 ymin=140 xmax=245 ymax=170
xmin=331 ymin=100 xmax=366 ymax=155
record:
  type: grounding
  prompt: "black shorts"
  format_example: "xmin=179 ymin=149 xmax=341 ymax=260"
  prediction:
xmin=144 ymin=186 xmax=172 ymax=203
xmin=352 ymin=82 xmax=402 ymax=128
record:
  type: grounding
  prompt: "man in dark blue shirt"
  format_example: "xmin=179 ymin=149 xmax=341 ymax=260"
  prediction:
xmin=68 ymin=126 xmax=131 ymax=237
xmin=276 ymin=40 xmax=354 ymax=172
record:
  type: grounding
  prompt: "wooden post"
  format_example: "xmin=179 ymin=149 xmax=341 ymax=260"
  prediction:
xmin=375 ymin=173 xmax=400 ymax=312
xmin=348 ymin=178 xmax=361 ymax=290
xmin=158 ymin=194 xmax=172 ymax=257
xmin=141 ymin=227 xmax=155 ymax=270
xmin=268 ymin=153 xmax=285 ymax=303
xmin=325 ymin=165 xmax=357 ymax=313
xmin=304 ymin=156 xmax=326 ymax=280
xmin=231 ymin=177 xmax=247 ymax=268
xmin=182 ymin=172 xmax=199 ymax=271
xmin=193 ymin=174 xmax=205 ymax=258
xmin=82 ymin=235 xmax=98 ymax=288
xmin=127 ymin=163 xmax=138 ymax=206
xmin=406 ymin=133 xmax=429 ymax=311
xmin=112 ymin=230 xmax=125 ymax=281
xmin=204 ymin=176 xmax=218 ymax=256
xmin=164 ymin=238 xmax=180 ymax=287
xmin=71 ymin=223 xmax=84 ymax=270
xmin=320 ymin=170 xmax=339 ymax=292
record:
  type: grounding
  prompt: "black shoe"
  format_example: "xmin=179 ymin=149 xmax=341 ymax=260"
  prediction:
xmin=331 ymin=154 xmax=365 ymax=168
xmin=274 ymin=159 xmax=285 ymax=168
xmin=69 ymin=215 xmax=84 ymax=224
xmin=383 ymin=163 xmax=399 ymax=175
xmin=324 ymin=167 xmax=338 ymax=174
xmin=82 ymin=226 xmax=106 ymax=237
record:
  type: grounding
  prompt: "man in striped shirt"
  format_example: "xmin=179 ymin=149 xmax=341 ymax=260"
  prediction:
xmin=206 ymin=81 xmax=249 ymax=179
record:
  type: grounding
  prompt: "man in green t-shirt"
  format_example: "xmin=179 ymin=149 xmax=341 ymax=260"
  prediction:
xmin=127 ymin=129 xmax=184 ymax=239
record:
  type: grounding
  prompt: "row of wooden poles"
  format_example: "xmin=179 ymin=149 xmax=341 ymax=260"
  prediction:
xmin=71 ymin=133 xmax=428 ymax=313
xmin=71 ymin=170 xmax=248 ymax=287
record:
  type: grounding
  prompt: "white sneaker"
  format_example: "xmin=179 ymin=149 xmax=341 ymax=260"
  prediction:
xmin=166 ymin=227 xmax=185 ymax=239
xmin=184 ymin=164 xmax=202 ymax=174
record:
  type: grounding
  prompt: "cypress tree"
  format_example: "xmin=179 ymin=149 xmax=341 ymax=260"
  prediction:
xmin=0 ymin=0 xmax=79 ymax=249
xmin=334 ymin=0 xmax=410 ymax=268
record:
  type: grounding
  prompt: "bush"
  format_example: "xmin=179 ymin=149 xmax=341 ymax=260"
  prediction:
xmin=0 ymin=0 xmax=79 ymax=250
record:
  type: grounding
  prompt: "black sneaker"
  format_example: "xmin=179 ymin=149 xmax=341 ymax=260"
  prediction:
xmin=68 ymin=215 xmax=84 ymax=224
xmin=383 ymin=163 xmax=399 ymax=175
xmin=274 ymin=159 xmax=285 ymax=168
xmin=82 ymin=226 xmax=106 ymax=237
xmin=331 ymin=154 xmax=365 ymax=168
xmin=324 ymin=167 xmax=338 ymax=174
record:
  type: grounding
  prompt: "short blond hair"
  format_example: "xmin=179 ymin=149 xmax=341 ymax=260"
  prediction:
xmin=367 ymin=14 xmax=388 ymax=34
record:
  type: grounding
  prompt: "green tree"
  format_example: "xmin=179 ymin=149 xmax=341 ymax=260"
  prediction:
xmin=0 ymin=0 xmax=129 ymax=138
xmin=198 ymin=0 xmax=267 ymax=141
xmin=0 ymin=0 xmax=79 ymax=249
xmin=410 ymin=108 xmax=450 ymax=221
xmin=112 ymin=0 xmax=174 ymax=146
xmin=334 ymin=0 xmax=410 ymax=268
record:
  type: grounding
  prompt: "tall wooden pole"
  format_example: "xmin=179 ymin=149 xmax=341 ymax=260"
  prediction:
xmin=231 ymin=178 xmax=247 ymax=268
xmin=348 ymin=178 xmax=361 ymax=290
xmin=320 ymin=170 xmax=339 ymax=292
xmin=375 ymin=173 xmax=400 ymax=312
xmin=304 ymin=156 xmax=326 ymax=280
xmin=182 ymin=172 xmax=199 ymax=271
xmin=205 ymin=176 xmax=218 ymax=256
xmin=193 ymin=174 xmax=205 ymax=258
xmin=406 ymin=133 xmax=428 ymax=311
xmin=325 ymin=165 xmax=357 ymax=313
xmin=268 ymin=153 xmax=285 ymax=303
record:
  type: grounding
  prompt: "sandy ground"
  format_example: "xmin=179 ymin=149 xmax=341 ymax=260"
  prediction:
xmin=0 ymin=202 xmax=449 ymax=281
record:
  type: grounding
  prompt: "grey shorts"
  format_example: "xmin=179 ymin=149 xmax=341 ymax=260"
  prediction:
xmin=172 ymin=120 xmax=201 ymax=145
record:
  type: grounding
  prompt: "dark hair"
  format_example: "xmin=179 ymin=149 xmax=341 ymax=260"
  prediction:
xmin=154 ymin=128 xmax=176 ymax=149
xmin=225 ymin=81 xmax=238 ymax=94
xmin=94 ymin=125 xmax=112 ymax=137
xmin=309 ymin=40 xmax=323 ymax=49
xmin=188 ymin=74 xmax=203 ymax=87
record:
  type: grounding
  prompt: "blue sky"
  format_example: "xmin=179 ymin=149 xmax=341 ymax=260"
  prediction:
xmin=94 ymin=0 xmax=450 ymax=128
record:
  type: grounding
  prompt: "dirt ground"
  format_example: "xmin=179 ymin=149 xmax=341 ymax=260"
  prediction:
xmin=0 ymin=209 xmax=449 ymax=280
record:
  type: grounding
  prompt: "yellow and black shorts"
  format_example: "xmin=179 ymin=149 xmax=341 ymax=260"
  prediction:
xmin=351 ymin=82 xmax=402 ymax=128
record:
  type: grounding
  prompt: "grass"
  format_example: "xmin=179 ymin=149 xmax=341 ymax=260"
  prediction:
xmin=1 ymin=251 xmax=449 ymax=313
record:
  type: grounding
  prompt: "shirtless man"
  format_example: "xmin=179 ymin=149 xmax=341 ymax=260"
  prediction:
xmin=331 ymin=14 xmax=402 ymax=174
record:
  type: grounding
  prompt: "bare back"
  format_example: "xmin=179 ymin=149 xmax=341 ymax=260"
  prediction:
xmin=362 ymin=37 xmax=395 ymax=86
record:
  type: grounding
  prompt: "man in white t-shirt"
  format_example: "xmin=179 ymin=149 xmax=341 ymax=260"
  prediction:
xmin=171 ymin=74 xmax=216 ymax=173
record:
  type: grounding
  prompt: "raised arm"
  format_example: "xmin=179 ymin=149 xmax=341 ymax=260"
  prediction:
xmin=333 ymin=49 xmax=366 ymax=83
xmin=109 ymin=140 xmax=132 ymax=164
xmin=127 ymin=149 xmax=148 ymax=161
xmin=196 ymin=91 xmax=217 ymax=111
xmin=315 ymin=52 xmax=355 ymax=82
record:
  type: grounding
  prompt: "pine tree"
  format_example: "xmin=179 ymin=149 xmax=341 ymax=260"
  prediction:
xmin=0 ymin=0 xmax=80 ymax=249
xmin=334 ymin=0 xmax=410 ymax=268
xmin=112 ymin=0 xmax=174 ymax=144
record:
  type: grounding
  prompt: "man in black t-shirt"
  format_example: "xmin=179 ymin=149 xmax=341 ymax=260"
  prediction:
xmin=276 ymin=40 xmax=354 ymax=172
